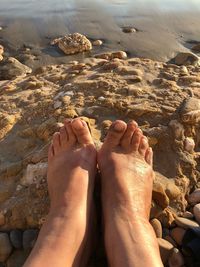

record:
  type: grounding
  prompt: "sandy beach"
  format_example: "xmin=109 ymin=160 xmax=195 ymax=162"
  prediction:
xmin=0 ymin=1 xmax=200 ymax=266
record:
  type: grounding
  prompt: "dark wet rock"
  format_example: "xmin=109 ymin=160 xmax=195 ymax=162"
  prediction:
xmin=10 ymin=230 xmax=23 ymax=249
xmin=0 ymin=233 xmax=12 ymax=262
xmin=23 ymin=229 xmax=39 ymax=250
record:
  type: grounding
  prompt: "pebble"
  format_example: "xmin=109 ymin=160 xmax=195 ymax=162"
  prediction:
xmin=150 ymin=218 xmax=162 ymax=238
xmin=0 ymin=233 xmax=13 ymax=262
xmin=54 ymin=100 xmax=62 ymax=109
xmin=174 ymin=52 xmax=200 ymax=66
xmin=184 ymin=137 xmax=195 ymax=153
xmin=175 ymin=217 xmax=199 ymax=229
xmin=10 ymin=230 xmax=23 ymax=249
xmin=192 ymin=43 xmax=200 ymax=52
xmin=170 ymin=227 xmax=186 ymax=246
xmin=182 ymin=211 xmax=194 ymax=219
xmin=98 ymin=96 xmax=106 ymax=101
xmin=93 ymin=40 xmax=103 ymax=46
xmin=168 ymin=248 xmax=185 ymax=267
xmin=0 ymin=27 xmax=2 ymax=31
xmin=64 ymin=91 xmax=74 ymax=96
xmin=157 ymin=238 xmax=174 ymax=264
xmin=164 ymin=235 xmax=177 ymax=247
xmin=23 ymin=229 xmax=39 ymax=249
xmin=193 ymin=203 xmax=200 ymax=224
xmin=122 ymin=27 xmax=137 ymax=33
xmin=0 ymin=212 xmax=5 ymax=226
xmin=188 ymin=188 xmax=200 ymax=204
xmin=6 ymin=249 xmax=30 ymax=267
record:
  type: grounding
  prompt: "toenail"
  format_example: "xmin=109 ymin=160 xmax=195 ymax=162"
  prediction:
xmin=72 ymin=119 xmax=85 ymax=129
xmin=113 ymin=122 xmax=125 ymax=132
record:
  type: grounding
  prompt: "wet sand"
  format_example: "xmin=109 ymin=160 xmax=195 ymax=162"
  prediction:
xmin=0 ymin=0 xmax=200 ymax=68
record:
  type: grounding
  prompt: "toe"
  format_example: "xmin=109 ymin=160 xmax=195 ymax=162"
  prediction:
xmin=145 ymin=147 xmax=153 ymax=166
xmin=71 ymin=118 xmax=93 ymax=145
xmin=48 ymin=143 xmax=54 ymax=159
xmin=131 ymin=128 xmax=142 ymax=151
xmin=59 ymin=126 xmax=68 ymax=147
xmin=103 ymin=120 xmax=127 ymax=148
xmin=52 ymin=132 xmax=61 ymax=154
xmin=121 ymin=121 xmax=138 ymax=150
xmin=138 ymin=136 xmax=149 ymax=157
xmin=64 ymin=119 xmax=76 ymax=145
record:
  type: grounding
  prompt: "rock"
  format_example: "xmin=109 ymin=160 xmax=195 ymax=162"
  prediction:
xmin=54 ymin=100 xmax=62 ymax=109
xmin=188 ymin=188 xmax=200 ymax=204
xmin=165 ymin=182 xmax=181 ymax=200
xmin=95 ymin=51 xmax=127 ymax=60
xmin=157 ymin=238 xmax=174 ymax=264
xmin=0 ymin=45 xmax=3 ymax=61
xmin=52 ymin=33 xmax=92 ymax=55
xmin=169 ymin=120 xmax=184 ymax=140
xmin=170 ymin=227 xmax=186 ymax=246
xmin=6 ymin=249 xmax=30 ymax=267
xmin=152 ymin=182 xmax=169 ymax=209
xmin=0 ymin=213 xmax=5 ymax=226
xmin=184 ymin=137 xmax=195 ymax=153
xmin=182 ymin=211 xmax=194 ymax=219
xmin=0 ymin=233 xmax=12 ymax=262
xmin=150 ymin=218 xmax=162 ymax=238
xmin=0 ymin=57 xmax=32 ymax=80
xmin=175 ymin=217 xmax=199 ymax=229
xmin=180 ymin=66 xmax=189 ymax=76
xmin=164 ymin=236 xmax=177 ymax=247
xmin=21 ymin=163 xmax=48 ymax=186
xmin=10 ymin=230 xmax=23 ymax=249
xmin=23 ymin=229 xmax=39 ymax=250
xmin=168 ymin=248 xmax=185 ymax=267
xmin=93 ymin=40 xmax=103 ymax=46
xmin=193 ymin=203 xmax=200 ymax=224
xmin=180 ymin=97 xmax=200 ymax=124
xmin=174 ymin=52 xmax=200 ymax=66
xmin=0 ymin=27 xmax=2 ymax=31
xmin=122 ymin=27 xmax=137 ymax=33
xmin=192 ymin=43 xmax=200 ymax=52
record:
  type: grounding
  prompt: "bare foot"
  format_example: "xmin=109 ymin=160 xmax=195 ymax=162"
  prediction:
xmin=98 ymin=120 xmax=153 ymax=220
xmin=98 ymin=120 xmax=163 ymax=267
xmin=47 ymin=118 xmax=97 ymax=266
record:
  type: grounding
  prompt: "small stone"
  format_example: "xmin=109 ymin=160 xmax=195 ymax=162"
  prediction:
xmin=0 ymin=233 xmax=13 ymax=262
xmin=180 ymin=66 xmax=189 ymax=75
xmin=174 ymin=52 xmax=200 ymax=66
xmin=170 ymin=227 xmax=186 ymax=246
xmin=6 ymin=249 xmax=30 ymax=267
xmin=175 ymin=217 xmax=199 ymax=229
xmin=150 ymin=219 xmax=162 ymax=238
xmin=23 ymin=229 xmax=39 ymax=250
xmin=182 ymin=211 xmax=194 ymax=219
xmin=122 ymin=27 xmax=137 ymax=33
xmin=54 ymin=100 xmax=62 ymax=109
xmin=64 ymin=91 xmax=74 ymax=96
xmin=180 ymin=97 xmax=200 ymax=124
xmin=0 ymin=27 xmax=2 ymax=31
xmin=192 ymin=43 xmax=200 ymax=52
xmin=152 ymin=182 xmax=169 ymax=208
xmin=10 ymin=230 xmax=23 ymax=249
xmin=93 ymin=40 xmax=103 ymax=46
xmin=157 ymin=238 xmax=174 ymax=264
xmin=168 ymin=248 xmax=185 ymax=267
xmin=164 ymin=236 xmax=177 ymax=247
xmin=0 ymin=212 xmax=5 ymax=226
xmin=98 ymin=96 xmax=105 ymax=101
xmin=193 ymin=203 xmax=200 ymax=224
xmin=188 ymin=188 xmax=200 ymax=204
xmin=184 ymin=137 xmax=195 ymax=153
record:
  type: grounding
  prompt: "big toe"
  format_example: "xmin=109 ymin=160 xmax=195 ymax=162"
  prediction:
xmin=71 ymin=118 xmax=93 ymax=145
xmin=103 ymin=120 xmax=127 ymax=149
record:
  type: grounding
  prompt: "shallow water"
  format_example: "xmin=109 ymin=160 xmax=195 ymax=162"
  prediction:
xmin=0 ymin=0 xmax=200 ymax=66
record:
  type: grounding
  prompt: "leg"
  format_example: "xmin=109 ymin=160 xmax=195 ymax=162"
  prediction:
xmin=24 ymin=118 xmax=97 ymax=267
xmin=98 ymin=120 xmax=163 ymax=267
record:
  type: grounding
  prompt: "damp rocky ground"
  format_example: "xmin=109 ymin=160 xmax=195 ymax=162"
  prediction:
xmin=0 ymin=33 xmax=200 ymax=267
